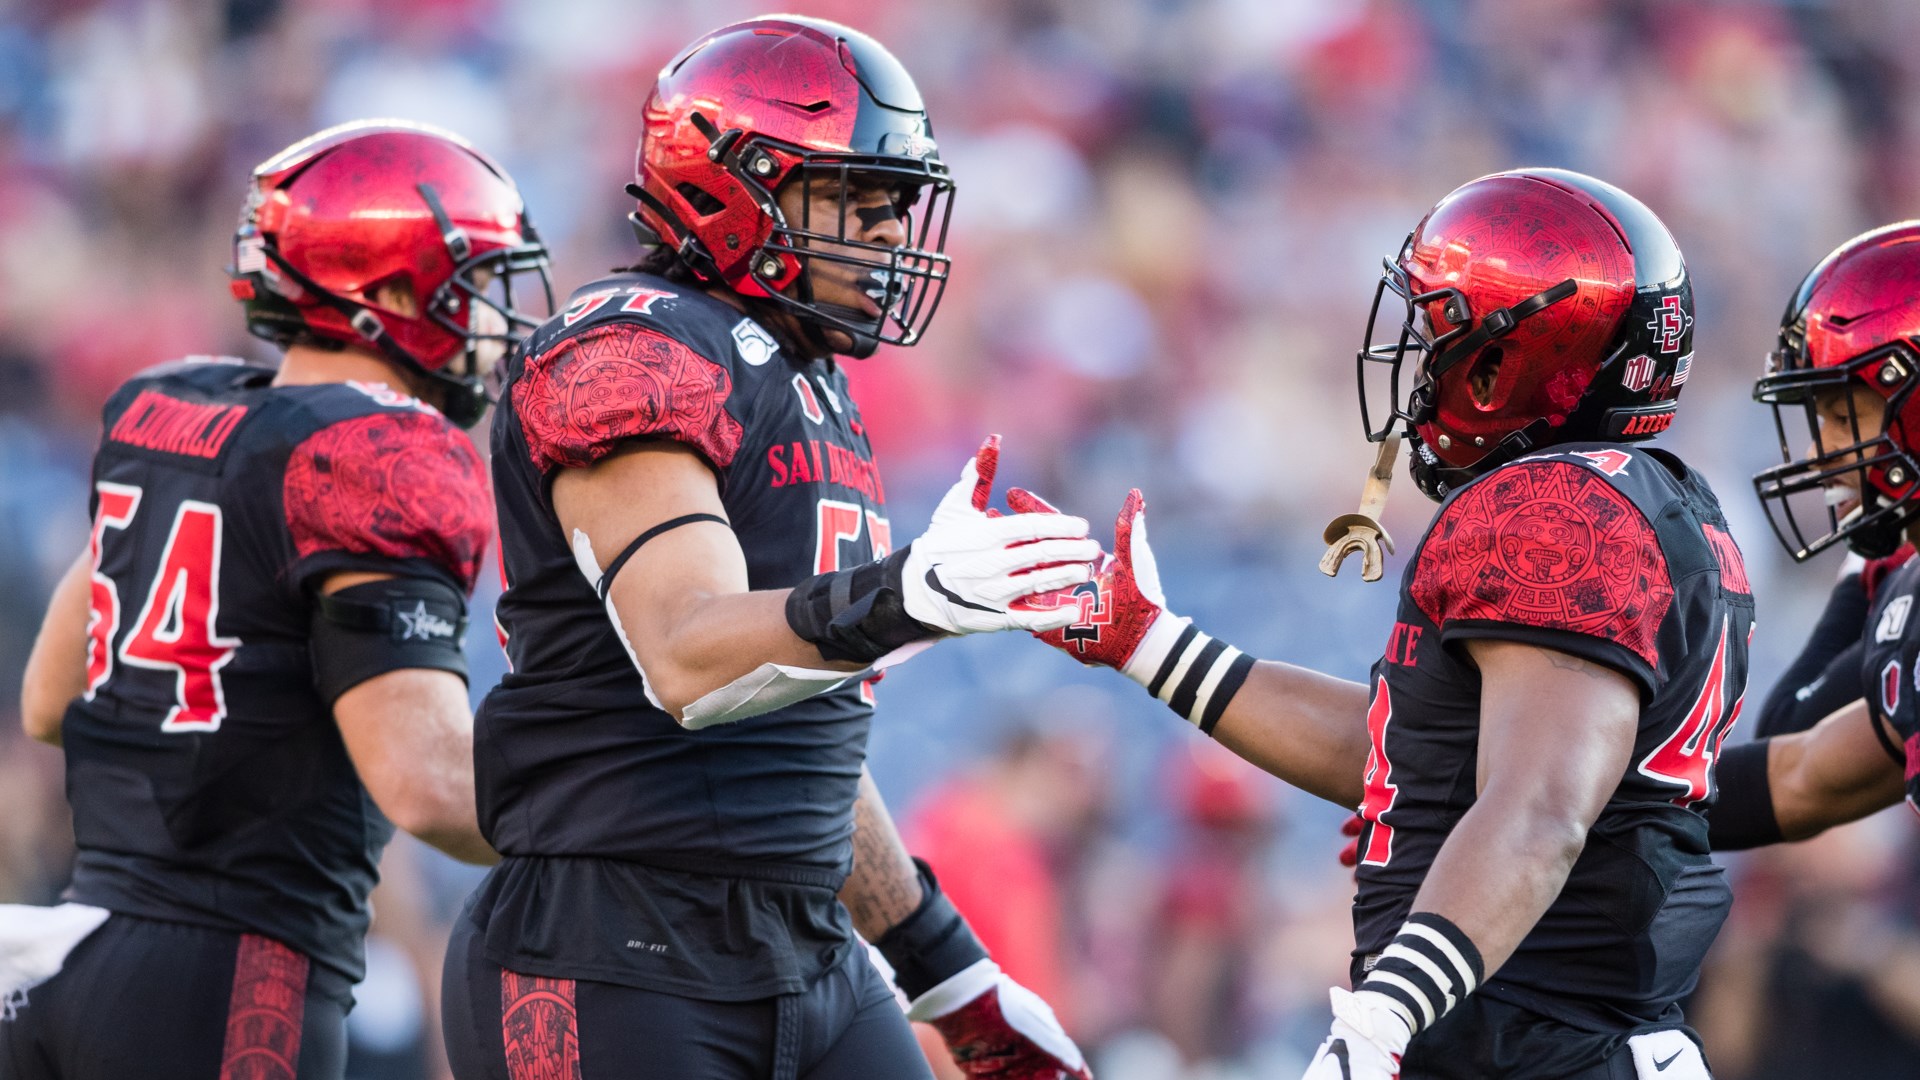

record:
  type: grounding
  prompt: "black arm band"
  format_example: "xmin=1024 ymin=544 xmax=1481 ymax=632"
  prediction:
xmin=1706 ymin=739 xmax=1782 ymax=851
xmin=871 ymin=857 xmax=991 ymax=1001
xmin=597 ymin=513 xmax=730 ymax=601
xmin=311 ymin=577 xmax=469 ymax=705
xmin=784 ymin=546 xmax=928 ymax=664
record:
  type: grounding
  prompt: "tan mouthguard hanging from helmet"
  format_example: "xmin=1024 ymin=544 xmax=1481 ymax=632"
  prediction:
xmin=1319 ymin=436 xmax=1400 ymax=583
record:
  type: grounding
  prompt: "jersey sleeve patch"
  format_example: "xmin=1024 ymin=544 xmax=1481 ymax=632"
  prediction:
xmin=1410 ymin=459 xmax=1674 ymax=669
xmin=284 ymin=411 xmax=492 ymax=592
xmin=514 ymin=322 xmax=745 ymax=474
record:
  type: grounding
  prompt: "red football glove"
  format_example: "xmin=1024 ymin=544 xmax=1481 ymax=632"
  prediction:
xmin=908 ymin=960 xmax=1092 ymax=1079
xmin=1006 ymin=487 xmax=1174 ymax=677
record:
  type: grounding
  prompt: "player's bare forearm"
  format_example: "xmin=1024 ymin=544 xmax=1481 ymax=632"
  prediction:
xmin=608 ymin=572 xmax=868 ymax=715
xmin=1206 ymin=660 xmax=1372 ymax=807
xmin=335 ymin=667 xmax=497 ymax=865
xmin=1769 ymin=699 xmax=1906 ymax=840
xmin=556 ymin=442 xmax=867 ymax=718
xmin=840 ymin=766 xmax=926 ymax=940
xmin=1407 ymin=640 xmax=1638 ymax=975
xmin=21 ymin=550 xmax=91 ymax=746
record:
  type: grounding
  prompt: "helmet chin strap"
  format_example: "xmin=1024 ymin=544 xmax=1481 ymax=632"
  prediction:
xmin=256 ymin=213 xmax=493 ymax=427
xmin=1405 ymin=416 xmax=1554 ymax=502
xmin=809 ymin=301 xmax=884 ymax=359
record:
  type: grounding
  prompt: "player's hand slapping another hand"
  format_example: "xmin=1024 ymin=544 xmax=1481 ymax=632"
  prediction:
xmin=899 ymin=436 xmax=1100 ymax=636
xmin=1004 ymin=487 xmax=1254 ymax=733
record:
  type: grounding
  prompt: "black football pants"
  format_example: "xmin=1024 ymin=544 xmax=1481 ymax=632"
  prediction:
xmin=0 ymin=912 xmax=350 ymax=1080
xmin=1399 ymin=991 xmax=1705 ymax=1079
xmin=443 ymin=913 xmax=934 ymax=1080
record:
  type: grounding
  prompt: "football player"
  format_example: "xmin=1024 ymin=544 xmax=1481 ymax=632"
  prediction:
xmin=1707 ymin=224 xmax=1920 ymax=857
xmin=1019 ymin=170 xmax=1745 ymax=1079
xmin=7 ymin=121 xmax=549 ymax=1079
xmin=442 ymin=16 xmax=1095 ymax=1080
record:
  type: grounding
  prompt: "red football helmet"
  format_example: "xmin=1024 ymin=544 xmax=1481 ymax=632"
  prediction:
xmin=230 ymin=119 xmax=552 ymax=426
xmin=632 ymin=16 xmax=954 ymax=358
xmin=1358 ymin=169 xmax=1694 ymax=500
xmin=1754 ymin=223 xmax=1920 ymax=560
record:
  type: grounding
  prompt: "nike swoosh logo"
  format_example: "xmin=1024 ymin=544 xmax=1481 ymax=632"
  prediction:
xmin=926 ymin=567 xmax=998 ymax=613
xmin=1331 ymin=1039 xmax=1353 ymax=1080
xmin=1655 ymin=1049 xmax=1684 ymax=1071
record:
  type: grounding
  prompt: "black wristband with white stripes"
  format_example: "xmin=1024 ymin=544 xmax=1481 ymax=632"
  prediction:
xmin=1358 ymin=912 xmax=1485 ymax=1037
xmin=1120 ymin=615 xmax=1257 ymax=734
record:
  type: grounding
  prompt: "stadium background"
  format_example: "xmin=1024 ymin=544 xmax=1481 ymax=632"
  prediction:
xmin=3 ymin=0 xmax=1920 ymax=1076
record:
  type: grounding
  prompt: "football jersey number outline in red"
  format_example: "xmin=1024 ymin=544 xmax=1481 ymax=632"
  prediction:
xmin=85 ymin=482 xmax=143 ymax=699
xmin=1358 ymin=676 xmax=1399 ymax=866
xmin=98 ymin=496 xmax=243 ymax=732
xmin=815 ymin=499 xmax=866 ymax=575
xmin=1636 ymin=613 xmax=1744 ymax=806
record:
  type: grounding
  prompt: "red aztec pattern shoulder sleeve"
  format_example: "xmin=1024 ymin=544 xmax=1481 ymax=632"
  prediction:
xmin=284 ymin=411 xmax=492 ymax=592
xmin=1410 ymin=460 xmax=1674 ymax=668
xmin=514 ymin=323 xmax=745 ymax=474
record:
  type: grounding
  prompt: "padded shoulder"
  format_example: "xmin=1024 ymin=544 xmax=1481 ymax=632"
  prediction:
xmin=283 ymin=409 xmax=492 ymax=592
xmin=513 ymin=320 xmax=746 ymax=473
xmin=1410 ymin=457 xmax=1674 ymax=669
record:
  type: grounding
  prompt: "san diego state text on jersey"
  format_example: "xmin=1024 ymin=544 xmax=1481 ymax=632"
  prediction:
xmin=63 ymin=358 xmax=490 ymax=984
xmin=1352 ymin=443 xmax=1753 ymax=1067
xmin=474 ymin=273 xmax=891 ymax=999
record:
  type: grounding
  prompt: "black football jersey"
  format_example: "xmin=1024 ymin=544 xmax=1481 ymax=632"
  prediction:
xmin=62 ymin=358 xmax=490 ymax=983
xmin=1859 ymin=554 xmax=1920 ymax=804
xmin=472 ymin=273 xmax=889 ymax=998
xmin=1351 ymin=444 xmax=1753 ymax=1056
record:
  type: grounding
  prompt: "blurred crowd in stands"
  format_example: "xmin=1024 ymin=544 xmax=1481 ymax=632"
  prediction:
xmin=6 ymin=0 xmax=1920 ymax=1075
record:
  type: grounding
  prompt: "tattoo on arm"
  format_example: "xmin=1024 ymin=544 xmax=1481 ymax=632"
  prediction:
xmin=842 ymin=768 xmax=925 ymax=939
xmin=1543 ymin=651 xmax=1620 ymax=681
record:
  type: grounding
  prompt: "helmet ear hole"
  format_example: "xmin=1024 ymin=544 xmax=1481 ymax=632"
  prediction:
xmin=676 ymin=182 xmax=727 ymax=217
xmin=1468 ymin=346 xmax=1505 ymax=409
xmin=367 ymin=273 xmax=421 ymax=319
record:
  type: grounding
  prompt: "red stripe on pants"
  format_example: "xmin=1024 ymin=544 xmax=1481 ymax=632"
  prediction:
xmin=501 ymin=970 xmax=582 ymax=1080
xmin=219 ymin=934 xmax=308 ymax=1080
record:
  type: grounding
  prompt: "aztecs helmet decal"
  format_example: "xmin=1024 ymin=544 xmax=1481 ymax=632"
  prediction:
xmin=231 ymin=119 xmax=553 ymax=426
xmin=1754 ymin=222 xmax=1920 ymax=560
xmin=1357 ymin=168 xmax=1693 ymax=500
xmin=630 ymin=15 xmax=955 ymax=358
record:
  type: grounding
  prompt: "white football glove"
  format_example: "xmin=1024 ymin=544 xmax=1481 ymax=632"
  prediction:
xmin=900 ymin=441 xmax=1098 ymax=636
xmin=907 ymin=959 xmax=1092 ymax=1079
xmin=1301 ymin=988 xmax=1411 ymax=1080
